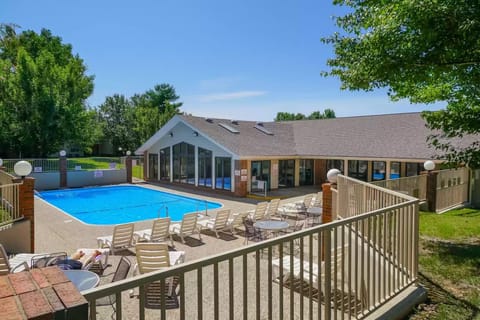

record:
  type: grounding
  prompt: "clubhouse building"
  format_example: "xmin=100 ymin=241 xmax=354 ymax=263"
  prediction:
xmin=136 ymin=112 xmax=446 ymax=197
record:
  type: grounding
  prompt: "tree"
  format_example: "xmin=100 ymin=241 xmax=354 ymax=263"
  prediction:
xmin=323 ymin=1 xmax=480 ymax=168
xmin=274 ymin=109 xmax=336 ymax=121
xmin=0 ymin=24 xmax=99 ymax=157
xmin=131 ymin=84 xmax=182 ymax=143
xmin=98 ymin=94 xmax=136 ymax=154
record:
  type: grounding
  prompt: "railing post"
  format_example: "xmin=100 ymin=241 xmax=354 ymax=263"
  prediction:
xmin=60 ymin=154 xmax=67 ymax=188
xmin=126 ymin=155 xmax=133 ymax=183
xmin=426 ymin=171 xmax=438 ymax=212
xmin=12 ymin=177 xmax=35 ymax=253
xmin=322 ymin=183 xmax=333 ymax=224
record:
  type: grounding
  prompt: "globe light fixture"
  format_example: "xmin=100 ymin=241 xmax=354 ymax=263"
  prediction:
xmin=327 ymin=168 xmax=341 ymax=184
xmin=14 ymin=160 xmax=32 ymax=178
xmin=126 ymin=150 xmax=131 ymax=156
xmin=423 ymin=160 xmax=435 ymax=171
xmin=59 ymin=150 xmax=67 ymax=157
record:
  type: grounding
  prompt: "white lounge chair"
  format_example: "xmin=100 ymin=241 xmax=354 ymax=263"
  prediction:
xmin=97 ymin=223 xmax=135 ymax=254
xmin=169 ymin=213 xmax=201 ymax=244
xmin=265 ymin=198 xmax=282 ymax=220
xmin=248 ymin=202 xmax=268 ymax=221
xmin=225 ymin=212 xmax=249 ymax=235
xmin=0 ymin=244 xmax=30 ymax=275
xmin=134 ymin=217 xmax=173 ymax=247
xmin=197 ymin=209 xmax=230 ymax=238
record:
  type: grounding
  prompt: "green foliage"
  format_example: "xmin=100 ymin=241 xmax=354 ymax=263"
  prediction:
xmin=420 ymin=208 xmax=480 ymax=240
xmin=0 ymin=24 xmax=99 ymax=157
xmin=274 ymin=108 xmax=336 ymax=121
xmin=323 ymin=1 xmax=480 ymax=168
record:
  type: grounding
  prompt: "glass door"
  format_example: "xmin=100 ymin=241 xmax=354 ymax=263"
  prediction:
xmin=251 ymin=160 xmax=270 ymax=192
xmin=278 ymin=160 xmax=295 ymax=188
xmin=299 ymin=159 xmax=314 ymax=185
xmin=148 ymin=153 xmax=158 ymax=180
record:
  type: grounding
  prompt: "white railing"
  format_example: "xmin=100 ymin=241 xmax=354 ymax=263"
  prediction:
xmin=435 ymin=167 xmax=469 ymax=212
xmin=83 ymin=175 xmax=419 ymax=320
xmin=0 ymin=183 xmax=21 ymax=226
xmin=370 ymin=175 xmax=427 ymax=200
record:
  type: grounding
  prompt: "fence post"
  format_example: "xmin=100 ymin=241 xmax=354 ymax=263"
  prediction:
xmin=12 ymin=177 xmax=35 ymax=253
xmin=126 ymin=155 xmax=133 ymax=183
xmin=60 ymin=154 xmax=67 ymax=188
xmin=322 ymin=182 xmax=333 ymax=224
xmin=426 ymin=171 xmax=438 ymax=212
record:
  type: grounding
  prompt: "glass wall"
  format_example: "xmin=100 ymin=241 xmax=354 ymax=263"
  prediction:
xmin=372 ymin=161 xmax=386 ymax=181
xmin=406 ymin=162 xmax=422 ymax=177
xmin=148 ymin=153 xmax=158 ymax=180
xmin=198 ymin=147 xmax=212 ymax=187
xmin=172 ymin=142 xmax=195 ymax=184
xmin=215 ymin=157 xmax=231 ymax=190
xmin=348 ymin=160 xmax=368 ymax=181
xmin=390 ymin=162 xmax=401 ymax=179
xmin=326 ymin=159 xmax=344 ymax=173
xmin=251 ymin=160 xmax=271 ymax=191
xmin=159 ymin=147 xmax=170 ymax=181
xmin=299 ymin=159 xmax=314 ymax=185
xmin=278 ymin=160 xmax=295 ymax=188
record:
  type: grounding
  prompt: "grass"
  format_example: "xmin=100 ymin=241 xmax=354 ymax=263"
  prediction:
xmin=67 ymin=157 xmax=124 ymax=170
xmin=409 ymin=208 xmax=480 ymax=319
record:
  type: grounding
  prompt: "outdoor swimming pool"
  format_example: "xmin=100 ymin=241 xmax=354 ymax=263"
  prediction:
xmin=36 ymin=185 xmax=222 ymax=225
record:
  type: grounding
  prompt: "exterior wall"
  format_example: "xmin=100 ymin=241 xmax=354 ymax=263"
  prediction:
xmin=0 ymin=219 xmax=31 ymax=253
xmin=30 ymin=172 xmax=60 ymax=190
xmin=66 ymin=169 xmax=127 ymax=188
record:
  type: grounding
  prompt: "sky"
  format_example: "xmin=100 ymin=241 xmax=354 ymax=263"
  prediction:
xmin=1 ymin=1 xmax=442 ymax=121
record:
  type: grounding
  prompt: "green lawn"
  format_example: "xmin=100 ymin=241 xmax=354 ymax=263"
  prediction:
xmin=67 ymin=157 xmax=124 ymax=170
xmin=411 ymin=208 xmax=480 ymax=319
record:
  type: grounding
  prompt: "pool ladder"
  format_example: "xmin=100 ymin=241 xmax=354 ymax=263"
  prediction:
xmin=157 ymin=205 xmax=169 ymax=218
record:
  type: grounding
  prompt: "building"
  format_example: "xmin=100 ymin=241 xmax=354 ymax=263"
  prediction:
xmin=135 ymin=112 xmax=446 ymax=197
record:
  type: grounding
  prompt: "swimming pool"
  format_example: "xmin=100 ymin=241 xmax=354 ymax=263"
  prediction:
xmin=37 ymin=186 xmax=222 ymax=225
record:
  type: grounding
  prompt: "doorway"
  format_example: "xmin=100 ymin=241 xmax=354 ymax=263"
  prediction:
xmin=251 ymin=160 xmax=271 ymax=192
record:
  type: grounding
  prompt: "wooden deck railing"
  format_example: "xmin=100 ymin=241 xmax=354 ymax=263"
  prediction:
xmin=369 ymin=175 xmax=427 ymax=200
xmin=435 ymin=167 xmax=469 ymax=212
xmin=83 ymin=175 xmax=419 ymax=319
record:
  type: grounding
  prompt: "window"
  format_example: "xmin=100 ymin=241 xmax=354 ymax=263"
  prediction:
xmin=390 ymin=162 xmax=401 ymax=179
xmin=278 ymin=160 xmax=295 ymax=188
xmin=326 ymin=159 xmax=344 ymax=173
xmin=299 ymin=159 xmax=314 ymax=185
xmin=198 ymin=148 xmax=212 ymax=187
xmin=159 ymin=147 xmax=170 ymax=181
xmin=172 ymin=142 xmax=195 ymax=184
xmin=406 ymin=162 xmax=422 ymax=177
xmin=372 ymin=161 xmax=386 ymax=181
xmin=148 ymin=153 xmax=158 ymax=180
xmin=348 ymin=160 xmax=368 ymax=181
xmin=215 ymin=157 xmax=231 ymax=190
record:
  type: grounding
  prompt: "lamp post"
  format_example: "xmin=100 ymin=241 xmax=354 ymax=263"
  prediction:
xmin=327 ymin=168 xmax=341 ymax=185
xmin=424 ymin=160 xmax=435 ymax=172
xmin=14 ymin=160 xmax=32 ymax=179
xmin=424 ymin=160 xmax=437 ymax=212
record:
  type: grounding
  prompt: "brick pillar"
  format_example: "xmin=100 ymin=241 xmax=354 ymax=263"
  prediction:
xmin=234 ymin=160 xmax=248 ymax=197
xmin=12 ymin=177 xmax=35 ymax=253
xmin=126 ymin=155 xmax=132 ymax=183
xmin=59 ymin=155 xmax=67 ymax=188
xmin=426 ymin=171 xmax=438 ymax=212
xmin=322 ymin=182 xmax=333 ymax=224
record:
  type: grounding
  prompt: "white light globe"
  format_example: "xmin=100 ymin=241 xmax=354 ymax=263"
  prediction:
xmin=424 ymin=160 xmax=435 ymax=171
xmin=126 ymin=150 xmax=131 ymax=156
xmin=0 ymin=158 xmax=3 ymax=166
xmin=327 ymin=168 xmax=341 ymax=183
xmin=14 ymin=160 xmax=32 ymax=177
xmin=59 ymin=150 xmax=67 ymax=157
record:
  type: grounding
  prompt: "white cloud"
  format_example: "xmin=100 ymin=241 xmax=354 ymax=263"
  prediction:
xmin=198 ymin=90 xmax=268 ymax=102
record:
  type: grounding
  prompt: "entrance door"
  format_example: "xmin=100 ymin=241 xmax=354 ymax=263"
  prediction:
xmin=278 ymin=160 xmax=295 ymax=188
xmin=148 ymin=153 xmax=158 ymax=180
xmin=299 ymin=159 xmax=314 ymax=185
xmin=251 ymin=160 xmax=270 ymax=192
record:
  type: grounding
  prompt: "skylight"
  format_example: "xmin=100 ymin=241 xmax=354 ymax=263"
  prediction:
xmin=254 ymin=124 xmax=273 ymax=135
xmin=218 ymin=123 xmax=240 ymax=134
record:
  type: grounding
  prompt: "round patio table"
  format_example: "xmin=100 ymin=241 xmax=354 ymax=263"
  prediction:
xmin=63 ymin=270 xmax=100 ymax=291
xmin=254 ymin=220 xmax=289 ymax=233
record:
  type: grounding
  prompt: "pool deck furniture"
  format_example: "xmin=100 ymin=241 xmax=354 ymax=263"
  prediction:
xmin=265 ymin=198 xmax=281 ymax=220
xmin=0 ymin=244 xmax=30 ymax=275
xmin=197 ymin=209 xmax=231 ymax=238
xmin=247 ymin=201 xmax=268 ymax=221
xmin=169 ymin=212 xmax=202 ymax=244
xmin=97 ymin=223 xmax=135 ymax=255
xmin=134 ymin=217 xmax=173 ymax=247
xmin=225 ymin=211 xmax=249 ymax=235
xmin=253 ymin=220 xmax=290 ymax=239
xmin=63 ymin=269 xmax=100 ymax=291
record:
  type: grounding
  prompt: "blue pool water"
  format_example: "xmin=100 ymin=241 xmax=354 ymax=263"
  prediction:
xmin=37 ymin=186 xmax=222 ymax=225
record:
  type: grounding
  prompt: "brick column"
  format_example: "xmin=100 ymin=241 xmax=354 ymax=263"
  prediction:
xmin=322 ymin=182 xmax=333 ymax=224
xmin=234 ymin=160 xmax=248 ymax=197
xmin=126 ymin=155 xmax=133 ymax=183
xmin=12 ymin=177 xmax=35 ymax=253
xmin=59 ymin=155 xmax=67 ymax=188
xmin=426 ymin=171 xmax=438 ymax=212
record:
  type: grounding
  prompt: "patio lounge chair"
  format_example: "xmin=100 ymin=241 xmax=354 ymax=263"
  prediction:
xmin=265 ymin=198 xmax=282 ymax=220
xmin=96 ymin=256 xmax=132 ymax=318
xmin=225 ymin=211 xmax=249 ymax=235
xmin=0 ymin=244 xmax=29 ymax=275
xmin=281 ymin=194 xmax=314 ymax=219
xmin=97 ymin=223 xmax=135 ymax=255
xmin=197 ymin=209 xmax=230 ymax=238
xmin=248 ymin=201 xmax=268 ymax=221
xmin=169 ymin=213 xmax=201 ymax=244
xmin=134 ymin=217 xmax=173 ymax=247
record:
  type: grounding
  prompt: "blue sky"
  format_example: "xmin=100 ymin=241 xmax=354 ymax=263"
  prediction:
xmin=1 ymin=1 xmax=441 ymax=121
